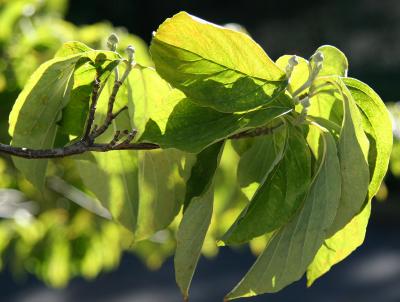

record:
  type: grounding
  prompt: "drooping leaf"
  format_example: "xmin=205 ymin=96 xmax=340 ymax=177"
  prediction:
xmin=175 ymin=141 xmax=224 ymax=299
xmin=222 ymin=123 xmax=311 ymax=245
xmin=150 ymin=11 xmax=287 ymax=113
xmin=306 ymin=201 xmax=371 ymax=286
xmin=139 ymin=89 xmax=292 ymax=153
xmin=175 ymin=186 xmax=214 ymax=300
xmin=326 ymin=79 xmax=370 ymax=236
xmin=183 ymin=141 xmax=224 ymax=210
xmin=343 ymin=77 xmax=392 ymax=200
xmin=225 ymin=126 xmax=341 ymax=299
xmin=306 ymin=79 xmax=393 ymax=284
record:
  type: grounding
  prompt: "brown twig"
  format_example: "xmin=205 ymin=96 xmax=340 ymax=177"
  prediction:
xmin=0 ymin=124 xmax=280 ymax=159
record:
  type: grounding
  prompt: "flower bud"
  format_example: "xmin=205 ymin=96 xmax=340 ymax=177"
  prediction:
xmin=107 ymin=33 xmax=119 ymax=51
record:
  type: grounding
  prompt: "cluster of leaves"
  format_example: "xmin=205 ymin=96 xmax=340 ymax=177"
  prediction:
xmin=2 ymin=5 xmax=393 ymax=302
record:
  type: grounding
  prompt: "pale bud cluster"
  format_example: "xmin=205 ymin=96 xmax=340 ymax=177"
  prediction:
xmin=285 ymin=55 xmax=299 ymax=79
xmin=285 ymin=51 xmax=324 ymax=124
xmin=107 ymin=33 xmax=119 ymax=52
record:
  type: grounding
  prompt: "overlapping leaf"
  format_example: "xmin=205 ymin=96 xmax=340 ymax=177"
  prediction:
xmin=9 ymin=54 xmax=81 ymax=188
xmin=175 ymin=142 xmax=224 ymax=299
xmin=8 ymin=43 xmax=120 ymax=187
xmin=306 ymin=78 xmax=392 ymax=285
xmin=222 ymin=123 xmax=311 ymax=245
xmin=138 ymin=87 xmax=292 ymax=153
xmin=236 ymin=121 xmax=287 ymax=188
xmin=150 ymin=12 xmax=287 ymax=113
xmin=226 ymin=126 xmax=341 ymax=299
xmin=326 ymin=80 xmax=370 ymax=236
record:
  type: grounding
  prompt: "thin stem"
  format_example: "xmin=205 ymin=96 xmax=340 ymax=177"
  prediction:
xmin=83 ymin=77 xmax=101 ymax=141
xmin=90 ymin=61 xmax=133 ymax=139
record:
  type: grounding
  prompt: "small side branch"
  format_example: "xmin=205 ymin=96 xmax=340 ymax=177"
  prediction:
xmin=0 ymin=124 xmax=281 ymax=159
xmin=0 ymin=141 xmax=159 ymax=159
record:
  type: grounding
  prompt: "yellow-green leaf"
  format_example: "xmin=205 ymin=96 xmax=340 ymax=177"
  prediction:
xmin=150 ymin=12 xmax=287 ymax=113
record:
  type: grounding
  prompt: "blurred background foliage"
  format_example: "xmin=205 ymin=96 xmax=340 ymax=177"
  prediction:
xmin=1 ymin=0 xmax=400 ymax=298
xmin=0 ymin=0 xmax=170 ymax=287
xmin=0 ymin=0 xmax=267 ymax=288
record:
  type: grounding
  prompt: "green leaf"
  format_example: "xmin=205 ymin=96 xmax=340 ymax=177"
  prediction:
xmin=326 ymin=79 xmax=370 ymax=236
xmin=236 ymin=121 xmax=286 ymax=187
xmin=139 ymin=88 xmax=292 ymax=153
xmin=222 ymin=123 xmax=311 ymax=245
xmin=306 ymin=201 xmax=371 ymax=286
xmin=150 ymin=12 xmax=287 ymax=113
xmin=9 ymin=55 xmax=81 ymax=188
xmin=225 ymin=126 xmax=341 ymax=299
xmin=306 ymin=79 xmax=393 ymax=283
xmin=174 ymin=142 xmax=224 ymax=299
xmin=315 ymin=45 xmax=348 ymax=77
xmin=183 ymin=141 xmax=224 ymax=210
xmin=175 ymin=185 xmax=214 ymax=300
xmin=343 ymin=77 xmax=393 ymax=200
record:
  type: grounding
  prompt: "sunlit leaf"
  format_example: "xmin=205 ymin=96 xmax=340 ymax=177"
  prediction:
xmin=326 ymin=79 xmax=369 ymax=236
xmin=139 ymin=89 xmax=292 ymax=153
xmin=151 ymin=11 xmax=287 ymax=113
xmin=306 ymin=202 xmax=371 ymax=286
xmin=315 ymin=45 xmax=348 ymax=77
xmin=343 ymin=77 xmax=392 ymax=200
